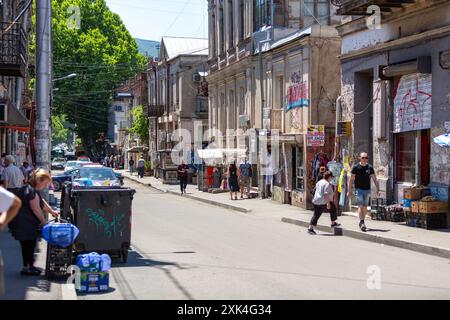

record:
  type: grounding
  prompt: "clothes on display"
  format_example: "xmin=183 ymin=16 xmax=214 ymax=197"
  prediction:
xmin=312 ymin=152 xmax=330 ymax=183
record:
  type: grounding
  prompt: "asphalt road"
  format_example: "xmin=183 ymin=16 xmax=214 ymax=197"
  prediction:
xmin=78 ymin=180 xmax=450 ymax=300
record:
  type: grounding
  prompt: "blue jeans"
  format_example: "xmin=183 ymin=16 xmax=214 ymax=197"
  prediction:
xmin=355 ymin=188 xmax=371 ymax=206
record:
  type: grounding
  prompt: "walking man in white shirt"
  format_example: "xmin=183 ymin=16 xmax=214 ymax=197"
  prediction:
xmin=2 ymin=155 xmax=25 ymax=194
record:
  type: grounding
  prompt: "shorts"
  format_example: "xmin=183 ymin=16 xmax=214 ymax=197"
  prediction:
xmin=240 ymin=176 xmax=251 ymax=189
xmin=355 ymin=188 xmax=371 ymax=207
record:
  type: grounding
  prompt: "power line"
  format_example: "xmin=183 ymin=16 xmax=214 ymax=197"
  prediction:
xmin=162 ymin=0 xmax=192 ymax=36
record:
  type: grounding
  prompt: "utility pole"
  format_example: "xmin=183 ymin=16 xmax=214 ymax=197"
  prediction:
xmin=35 ymin=0 xmax=52 ymax=171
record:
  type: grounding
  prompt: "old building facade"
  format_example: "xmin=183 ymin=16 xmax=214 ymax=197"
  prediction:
xmin=336 ymin=0 xmax=450 ymax=223
xmin=147 ymin=37 xmax=209 ymax=183
xmin=207 ymin=0 xmax=341 ymax=206
xmin=0 ymin=0 xmax=32 ymax=163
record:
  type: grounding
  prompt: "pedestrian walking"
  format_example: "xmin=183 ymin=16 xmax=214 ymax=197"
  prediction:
xmin=239 ymin=157 xmax=252 ymax=199
xmin=137 ymin=156 xmax=145 ymax=178
xmin=347 ymin=152 xmax=380 ymax=232
xmin=129 ymin=158 xmax=135 ymax=175
xmin=8 ymin=169 xmax=59 ymax=276
xmin=307 ymin=171 xmax=341 ymax=235
xmin=178 ymin=160 xmax=189 ymax=195
xmin=228 ymin=161 xmax=240 ymax=200
xmin=0 ymin=153 xmax=6 ymax=186
xmin=2 ymin=155 xmax=25 ymax=195
xmin=20 ymin=161 xmax=33 ymax=184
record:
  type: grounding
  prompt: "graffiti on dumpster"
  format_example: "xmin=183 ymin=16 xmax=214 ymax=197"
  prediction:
xmin=86 ymin=208 xmax=126 ymax=239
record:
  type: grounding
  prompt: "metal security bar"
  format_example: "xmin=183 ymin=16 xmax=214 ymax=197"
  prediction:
xmin=0 ymin=22 xmax=27 ymax=77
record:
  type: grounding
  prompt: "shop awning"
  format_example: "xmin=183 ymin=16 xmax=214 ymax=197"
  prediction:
xmin=433 ymin=133 xmax=450 ymax=147
xmin=198 ymin=148 xmax=247 ymax=159
xmin=0 ymin=104 xmax=29 ymax=132
xmin=127 ymin=146 xmax=149 ymax=153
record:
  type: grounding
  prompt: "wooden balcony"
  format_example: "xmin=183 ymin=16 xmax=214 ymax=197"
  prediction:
xmin=0 ymin=22 xmax=27 ymax=77
xmin=335 ymin=0 xmax=417 ymax=16
xmin=270 ymin=109 xmax=283 ymax=131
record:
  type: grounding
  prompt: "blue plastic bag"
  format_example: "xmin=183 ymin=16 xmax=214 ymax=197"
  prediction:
xmin=42 ymin=222 xmax=79 ymax=248
xmin=76 ymin=252 xmax=111 ymax=272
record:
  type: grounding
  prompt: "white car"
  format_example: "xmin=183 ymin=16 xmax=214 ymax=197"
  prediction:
xmin=64 ymin=161 xmax=82 ymax=173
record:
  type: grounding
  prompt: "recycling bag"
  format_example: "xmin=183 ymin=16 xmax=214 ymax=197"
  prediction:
xmin=42 ymin=222 xmax=79 ymax=248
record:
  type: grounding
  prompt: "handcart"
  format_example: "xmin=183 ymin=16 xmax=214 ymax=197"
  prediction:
xmin=44 ymin=217 xmax=75 ymax=280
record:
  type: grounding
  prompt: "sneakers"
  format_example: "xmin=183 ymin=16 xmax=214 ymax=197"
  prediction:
xmin=331 ymin=223 xmax=341 ymax=228
xmin=359 ymin=222 xmax=367 ymax=232
xmin=20 ymin=266 xmax=41 ymax=276
xmin=307 ymin=228 xmax=317 ymax=235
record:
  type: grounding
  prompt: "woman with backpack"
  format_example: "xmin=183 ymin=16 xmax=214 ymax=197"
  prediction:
xmin=8 ymin=169 xmax=59 ymax=276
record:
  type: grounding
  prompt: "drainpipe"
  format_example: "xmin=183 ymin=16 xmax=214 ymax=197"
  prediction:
xmin=334 ymin=95 xmax=341 ymax=161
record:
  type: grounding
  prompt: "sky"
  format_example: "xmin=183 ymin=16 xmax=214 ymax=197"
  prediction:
xmin=105 ymin=0 xmax=208 ymax=41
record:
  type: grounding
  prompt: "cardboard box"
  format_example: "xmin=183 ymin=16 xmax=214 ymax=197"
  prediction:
xmin=404 ymin=187 xmax=430 ymax=200
xmin=411 ymin=201 xmax=420 ymax=213
xmin=419 ymin=201 xmax=448 ymax=214
xmin=77 ymin=272 xmax=109 ymax=293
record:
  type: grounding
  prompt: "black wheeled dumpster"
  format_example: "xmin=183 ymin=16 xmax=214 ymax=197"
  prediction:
xmin=69 ymin=187 xmax=136 ymax=263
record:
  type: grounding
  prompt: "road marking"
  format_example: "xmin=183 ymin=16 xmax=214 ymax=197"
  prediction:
xmin=61 ymin=284 xmax=78 ymax=300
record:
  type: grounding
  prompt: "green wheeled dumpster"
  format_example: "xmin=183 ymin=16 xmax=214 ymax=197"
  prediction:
xmin=69 ymin=187 xmax=136 ymax=263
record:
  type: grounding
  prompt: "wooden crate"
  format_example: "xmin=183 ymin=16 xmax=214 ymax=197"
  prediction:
xmin=419 ymin=201 xmax=448 ymax=214
xmin=406 ymin=212 xmax=447 ymax=230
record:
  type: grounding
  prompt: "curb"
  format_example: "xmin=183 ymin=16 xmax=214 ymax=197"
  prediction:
xmin=123 ymin=175 xmax=252 ymax=213
xmin=281 ymin=217 xmax=450 ymax=259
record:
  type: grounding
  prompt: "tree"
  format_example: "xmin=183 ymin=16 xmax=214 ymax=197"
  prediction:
xmin=51 ymin=115 xmax=70 ymax=145
xmin=48 ymin=0 xmax=147 ymax=155
xmin=129 ymin=105 xmax=149 ymax=144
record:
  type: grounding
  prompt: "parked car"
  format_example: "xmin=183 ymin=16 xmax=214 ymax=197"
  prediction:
xmin=52 ymin=168 xmax=79 ymax=192
xmin=64 ymin=160 xmax=82 ymax=173
xmin=51 ymin=158 xmax=66 ymax=170
xmin=77 ymin=156 xmax=91 ymax=162
xmin=73 ymin=166 xmax=122 ymax=187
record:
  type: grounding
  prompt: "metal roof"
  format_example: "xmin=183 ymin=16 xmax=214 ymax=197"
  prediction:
xmin=161 ymin=37 xmax=208 ymax=61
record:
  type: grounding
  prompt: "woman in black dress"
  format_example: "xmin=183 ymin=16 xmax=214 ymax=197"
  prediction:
xmin=9 ymin=169 xmax=59 ymax=276
xmin=228 ymin=161 xmax=240 ymax=200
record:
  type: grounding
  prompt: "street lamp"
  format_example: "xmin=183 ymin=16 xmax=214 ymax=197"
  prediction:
xmin=52 ymin=73 xmax=77 ymax=82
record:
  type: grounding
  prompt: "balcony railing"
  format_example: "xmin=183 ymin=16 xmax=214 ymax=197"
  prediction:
xmin=0 ymin=22 xmax=27 ymax=77
xmin=335 ymin=0 xmax=418 ymax=16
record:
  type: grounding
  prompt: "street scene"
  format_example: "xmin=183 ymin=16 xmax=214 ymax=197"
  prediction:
xmin=1 ymin=0 xmax=450 ymax=302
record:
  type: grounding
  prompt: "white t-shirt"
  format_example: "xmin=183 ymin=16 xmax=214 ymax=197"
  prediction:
xmin=0 ymin=187 xmax=15 ymax=212
xmin=312 ymin=179 xmax=334 ymax=206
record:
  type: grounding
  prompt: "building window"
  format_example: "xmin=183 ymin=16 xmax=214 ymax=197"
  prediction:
xmin=228 ymin=0 xmax=234 ymax=48
xmin=303 ymin=0 xmax=315 ymax=17
xmin=239 ymin=0 xmax=245 ymax=40
xmin=296 ymin=146 xmax=305 ymax=190
xmin=273 ymin=0 xmax=285 ymax=27
xmin=212 ymin=11 xmax=217 ymax=56
xmin=219 ymin=2 xmax=225 ymax=54
xmin=255 ymin=0 xmax=268 ymax=31
xmin=395 ymin=131 xmax=416 ymax=183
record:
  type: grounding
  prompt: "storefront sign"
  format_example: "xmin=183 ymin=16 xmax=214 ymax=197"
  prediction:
xmin=306 ymin=125 xmax=325 ymax=147
xmin=393 ymin=73 xmax=432 ymax=133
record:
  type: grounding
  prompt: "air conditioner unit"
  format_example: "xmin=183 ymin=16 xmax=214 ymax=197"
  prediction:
xmin=193 ymin=73 xmax=202 ymax=82
xmin=0 ymin=104 xmax=7 ymax=123
xmin=239 ymin=114 xmax=250 ymax=128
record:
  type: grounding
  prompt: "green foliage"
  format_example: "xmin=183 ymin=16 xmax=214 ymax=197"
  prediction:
xmin=46 ymin=0 xmax=147 ymax=151
xmin=51 ymin=115 xmax=70 ymax=145
xmin=129 ymin=105 xmax=149 ymax=143
xmin=145 ymin=160 xmax=151 ymax=172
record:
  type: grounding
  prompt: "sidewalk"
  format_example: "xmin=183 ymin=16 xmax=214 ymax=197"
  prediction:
xmin=0 ymin=230 xmax=62 ymax=300
xmin=120 ymin=170 xmax=450 ymax=259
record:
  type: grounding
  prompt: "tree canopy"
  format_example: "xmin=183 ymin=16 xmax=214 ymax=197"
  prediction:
xmin=129 ymin=105 xmax=149 ymax=144
xmin=50 ymin=0 xmax=147 ymax=155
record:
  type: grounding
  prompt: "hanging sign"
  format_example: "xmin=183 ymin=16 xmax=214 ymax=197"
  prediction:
xmin=306 ymin=125 xmax=325 ymax=147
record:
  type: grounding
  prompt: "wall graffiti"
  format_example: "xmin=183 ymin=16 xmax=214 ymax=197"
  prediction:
xmin=393 ymin=74 xmax=432 ymax=133
xmin=86 ymin=208 xmax=126 ymax=239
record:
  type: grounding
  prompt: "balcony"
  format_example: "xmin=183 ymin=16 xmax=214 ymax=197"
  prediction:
xmin=335 ymin=0 xmax=418 ymax=16
xmin=146 ymin=104 xmax=165 ymax=117
xmin=0 ymin=22 xmax=27 ymax=77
